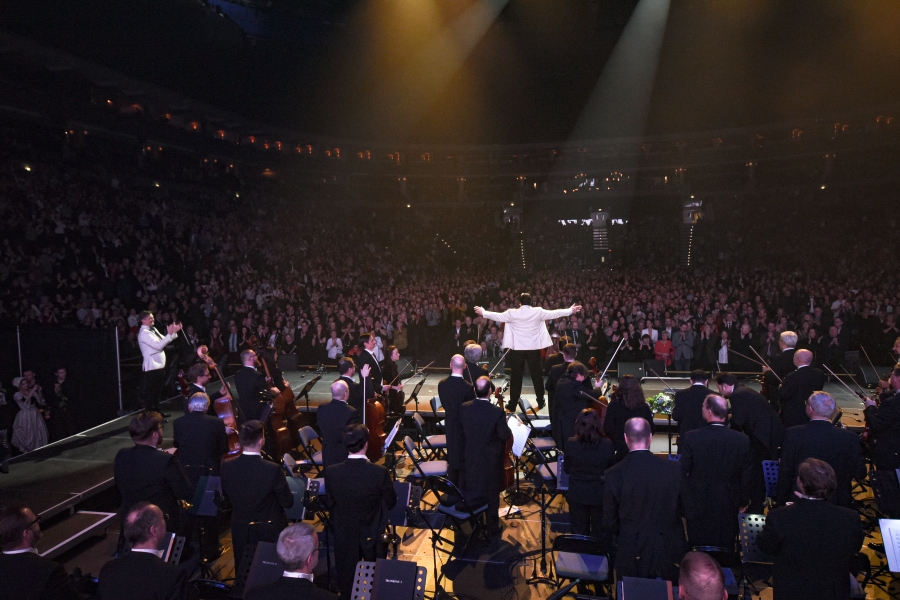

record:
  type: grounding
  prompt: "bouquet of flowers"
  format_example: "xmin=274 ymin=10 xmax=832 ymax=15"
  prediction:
xmin=648 ymin=392 xmax=674 ymax=416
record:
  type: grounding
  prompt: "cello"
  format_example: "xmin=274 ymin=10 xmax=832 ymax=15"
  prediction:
xmin=587 ymin=357 xmax=611 ymax=429
xmin=196 ymin=346 xmax=242 ymax=458
xmin=251 ymin=337 xmax=303 ymax=459
xmin=361 ymin=370 xmax=388 ymax=462
xmin=493 ymin=381 xmax=516 ymax=489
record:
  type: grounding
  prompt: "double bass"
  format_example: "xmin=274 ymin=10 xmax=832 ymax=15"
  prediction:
xmin=361 ymin=373 xmax=388 ymax=463
xmin=196 ymin=346 xmax=242 ymax=458
xmin=250 ymin=336 xmax=304 ymax=459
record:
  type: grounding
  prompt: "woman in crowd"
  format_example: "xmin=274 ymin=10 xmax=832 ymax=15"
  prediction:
xmin=604 ymin=374 xmax=654 ymax=461
xmin=11 ymin=377 xmax=49 ymax=454
xmin=564 ymin=408 xmax=615 ymax=539
xmin=654 ymin=330 xmax=674 ymax=367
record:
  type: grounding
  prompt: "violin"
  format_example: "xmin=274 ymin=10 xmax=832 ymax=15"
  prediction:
xmin=196 ymin=346 xmax=242 ymax=458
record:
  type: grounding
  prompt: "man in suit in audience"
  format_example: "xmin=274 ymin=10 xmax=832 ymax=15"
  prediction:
xmin=173 ymin=392 xmax=229 ymax=561
xmin=672 ymin=370 xmax=711 ymax=450
xmin=757 ymin=458 xmax=864 ymax=600
xmin=0 ymin=505 xmax=79 ymax=600
xmin=680 ymin=395 xmax=752 ymax=550
xmin=777 ymin=350 xmax=827 ymax=427
xmin=716 ymin=372 xmax=785 ymax=512
xmin=439 ymin=355 xmax=476 ymax=487
xmin=221 ymin=421 xmax=294 ymax=572
xmin=316 ymin=380 xmax=361 ymax=468
xmin=336 ymin=358 xmax=370 ymax=415
xmin=234 ymin=350 xmax=273 ymax=422
xmin=603 ymin=417 xmax=686 ymax=582
xmin=114 ymin=412 xmax=192 ymax=535
xmin=671 ymin=321 xmax=695 ymax=373
xmin=460 ymin=376 xmax=513 ymax=536
xmin=678 ymin=551 xmax=727 ymax=600
xmin=777 ymin=392 xmax=864 ymax=508
xmin=245 ymin=522 xmax=337 ymax=600
xmin=324 ymin=424 xmax=397 ymax=600
xmin=98 ymin=503 xmax=195 ymax=600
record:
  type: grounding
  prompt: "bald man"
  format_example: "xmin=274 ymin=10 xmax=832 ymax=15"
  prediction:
xmin=316 ymin=380 xmax=361 ymax=467
xmin=777 ymin=349 xmax=827 ymax=427
xmin=678 ymin=551 xmax=727 ymax=600
xmin=680 ymin=394 xmax=752 ymax=550
xmin=438 ymin=355 xmax=476 ymax=486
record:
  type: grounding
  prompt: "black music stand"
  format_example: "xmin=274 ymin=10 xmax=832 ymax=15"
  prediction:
xmin=350 ymin=560 xmax=426 ymax=600
xmin=294 ymin=374 xmax=323 ymax=417
xmin=407 ymin=377 xmax=427 ymax=416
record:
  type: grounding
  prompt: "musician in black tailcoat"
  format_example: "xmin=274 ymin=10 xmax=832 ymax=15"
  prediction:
xmin=336 ymin=358 xmax=368 ymax=415
xmin=763 ymin=331 xmax=798 ymax=408
xmin=555 ymin=361 xmax=601 ymax=448
xmin=563 ymin=409 xmax=615 ymax=539
xmin=438 ymin=355 xmax=476 ymax=486
xmin=777 ymin=350 xmax=827 ymax=427
xmin=316 ymin=380 xmax=361 ymax=468
xmin=220 ymin=421 xmax=293 ymax=572
xmin=114 ymin=412 xmax=192 ymax=534
xmin=462 ymin=344 xmax=491 ymax=388
xmin=716 ymin=373 xmax=785 ymax=512
xmin=324 ymin=424 xmax=397 ymax=600
xmin=756 ymin=459 xmax=864 ymax=600
xmin=864 ymin=365 xmax=900 ymax=470
xmin=680 ymin=394 xmax=752 ymax=550
xmin=603 ymin=375 xmax=654 ymax=462
xmin=546 ymin=344 xmax=576 ymax=444
xmin=380 ymin=346 xmax=406 ymax=415
xmin=0 ymin=505 xmax=79 ymax=600
xmin=184 ymin=362 xmax=229 ymax=416
xmin=778 ymin=392 xmax=864 ymax=508
xmin=234 ymin=350 xmax=272 ymax=422
xmin=98 ymin=503 xmax=195 ymax=600
xmin=672 ymin=370 xmax=712 ymax=449
xmin=356 ymin=333 xmax=385 ymax=396
xmin=603 ymin=417 xmax=686 ymax=582
xmin=459 ymin=376 xmax=512 ymax=535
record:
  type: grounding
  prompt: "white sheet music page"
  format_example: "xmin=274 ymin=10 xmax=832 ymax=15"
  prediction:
xmin=507 ymin=415 xmax=531 ymax=458
xmin=880 ymin=519 xmax=900 ymax=573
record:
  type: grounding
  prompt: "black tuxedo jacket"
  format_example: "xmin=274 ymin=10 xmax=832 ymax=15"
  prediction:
xmin=356 ymin=350 xmax=383 ymax=390
xmin=765 ymin=348 xmax=797 ymax=400
xmin=555 ymin=375 xmax=599 ymax=447
xmin=220 ymin=454 xmax=293 ymax=526
xmin=97 ymin=550 xmax=193 ymax=600
xmin=462 ymin=361 xmax=490 ymax=387
xmin=672 ymin=384 xmax=711 ymax=440
xmin=756 ymin=499 xmax=864 ymax=600
xmin=172 ymin=411 xmax=228 ymax=480
xmin=437 ymin=375 xmax=476 ymax=469
xmin=234 ymin=366 xmax=268 ymax=422
xmin=680 ymin=424 xmax=752 ymax=548
xmin=459 ymin=399 xmax=512 ymax=500
xmin=337 ymin=375 xmax=364 ymax=414
xmin=184 ymin=383 xmax=224 ymax=416
xmin=603 ymin=396 xmax=654 ymax=461
xmin=113 ymin=445 xmax=192 ymax=531
xmin=0 ymin=551 xmax=78 ymax=600
xmin=729 ymin=386 xmax=784 ymax=458
xmin=324 ymin=458 xmax=397 ymax=553
xmin=316 ymin=400 xmax=361 ymax=467
xmin=603 ymin=450 xmax=686 ymax=581
xmin=563 ymin=437 xmax=615 ymax=505
xmin=865 ymin=391 xmax=900 ymax=470
xmin=777 ymin=420 xmax=864 ymax=507
xmin=245 ymin=576 xmax=337 ymax=600
xmin=777 ymin=366 xmax=827 ymax=427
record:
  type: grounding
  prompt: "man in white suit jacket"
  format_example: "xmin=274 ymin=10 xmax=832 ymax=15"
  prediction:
xmin=476 ymin=294 xmax=581 ymax=411
xmin=137 ymin=310 xmax=181 ymax=414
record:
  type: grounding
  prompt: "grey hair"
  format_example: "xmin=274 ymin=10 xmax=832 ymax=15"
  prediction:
xmin=277 ymin=522 xmax=317 ymax=571
xmin=464 ymin=344 xmax=482 ymax=362
xmin=188 ymin=392 xmax=210 ymax=413
xmin=780 ymin=331 xmax=798 ymax=347
xmin=807 ymin=391 xmax=835 ymax=418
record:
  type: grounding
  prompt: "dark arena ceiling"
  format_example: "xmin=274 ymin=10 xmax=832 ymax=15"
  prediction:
xmin=3 ymin=0 xmax=900 ymax=145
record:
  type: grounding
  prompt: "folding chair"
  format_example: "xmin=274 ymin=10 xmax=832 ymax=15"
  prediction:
xmin=296 ymin=426 xmax=324 ymax=476
xmin=403 ymin=435 xmax=448 ymax=482
xmin=517 ymin=399 xmax=556 ymax=458
xmin=429 ymin=397 xmax=445 ymax=430
xmin=518 ymin=398 xmax=552 ymax=433
xmin=762 ymin=459 xmax=779 ymax=504
xmin=738 ymin=513 xmax=773 ymax=592
xmin=412 ymin=412 xmax=447 ymax=460
xmin=527 ymin=439 xmax=564 ymax=505
xmin=552 ymin=534 xmax=610 ymax=598
xmin=426 ymin=476 xmax=489 ymax=557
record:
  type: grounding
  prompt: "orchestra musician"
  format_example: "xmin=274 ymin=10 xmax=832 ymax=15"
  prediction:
xmin=183 ymin=362 xmax=229 ymax=416
xmin=554 ymin=361 xmax=602 ymax=448
xmin=462 ymin=344 xmax=491 ymax=388
xmin=762 ymin=331 xmax=798 ymax=409
xmin=864 ymin=365 xmax=900 ymax=471
xmin=336 ymin=358 xmax=370 ymax=415
xmin=603 ymin=375 xmax=655 ymax=462
xmin=380 ymin=346 xmax=406 ymax=416
xmin=459 ymin=376 xmax=512 ymax=536
xmin=234 ymin=350 xmax=276 ymax=422
xmin=475 ymin=293 xmax=581 ymax=412
xmin=356 ymin=333 xmax=385 ymax=395
xmin=438 ymin=355 xmax=476 ymax=487
xmin=317 ymin=380 xmax=361 ymax=468
xmin=546 ymin=344 xmax=577 ymax=446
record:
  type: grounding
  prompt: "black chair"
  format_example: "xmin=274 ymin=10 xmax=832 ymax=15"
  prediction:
xmin=551 ymin=534 xmax=610 ymax=597
xmin=429 ymin=396 xmax=445 ymax=430
xmin=296 ymin=426 xmax=324 ymax=476
xmin=412 ymin=412 xmax=447 ymax=460
xmin=426 ymin=476 xmax=489 ymax=557
xmin=403 ymin=435 xmax=448 ymax=482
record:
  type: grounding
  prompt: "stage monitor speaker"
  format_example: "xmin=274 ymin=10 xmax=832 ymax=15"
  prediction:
xmin=859 ymin=365 xmax=892 ymax=386
xmin=277 ymin=354 xmax=298 ymax=371
xmin=618 ymin=361 xmax=645 ymax=379
xmin=643 ymin=359 xmax=666 ymax=377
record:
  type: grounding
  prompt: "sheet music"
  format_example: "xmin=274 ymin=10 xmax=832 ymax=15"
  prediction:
xmin=507 ymin=415 xmax=531 ymax=458
xmin=384 ymin=418 xmax=402 ymax=452
xmin=880 ymin=519 xmax=900 ymax=573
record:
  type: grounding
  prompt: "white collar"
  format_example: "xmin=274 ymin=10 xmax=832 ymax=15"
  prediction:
xmin=346 ymin=454 xmax=368 ymax=460
xmin=195 ymin=383 xmax=206 ymax=391
xmin=451 ymin=373 xmax=463 ymax=378
xmin=476 ymin=397 xmax=492 ymax=402
xmin=692 ymin=382 xmax=707 ymax=387
xmin=131 ymin=548 xmax=164 ymax=558
xmin=283 ymin=571 xmax=314 ymax=581
xmin=242 ymin=451 xmax=262 ymax=456
xmin=2 ymin=547 xmax=38 ymax=555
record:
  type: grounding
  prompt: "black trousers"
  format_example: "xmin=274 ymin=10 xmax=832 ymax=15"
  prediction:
xmin=568 ymin=501 xmax=603 ymax=539
xmin=508 ymin=349 xmax=545 ymax=407
xmin=139 ymin=368 xmax=167 ymax=412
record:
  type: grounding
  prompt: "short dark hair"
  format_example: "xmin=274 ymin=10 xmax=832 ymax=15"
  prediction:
xmin=186 ymin=362 xmax=210 ymax=384
xmin=573 ymin=408 xmax=605 ymax=444
xmin=239 ymin=420 xmax=265 ymax=447
xmin=715 ymin=372 xmax=738 ymax=387
xmin=337 ymin=357 xmax=356 ymax=376
xmin=689 ymin=369 xmax=709 ymax=383
xmin=358 ymin=332 xmax=374 ymax=345
xmin=798 ymin=458 xmax=836 ymax=500
xmin=0 ymin=506 xmax=32 ymax=551
xmin=129 ymin=411 xmax=163 ymax=442
xmin=474 ymin=376 xmax=492 ymax=398
xmin=138 ymin=310 xmax=153 ymax=321
xmin=562 ymin=344 xmax=577 ymax=360
xmin=679 ymin=551 xmax=726 ymax=600
xmin=566 ymin=361 xmax=589 ymax=379
xmin=519 ymin=293 xmax=532 ymax=306
xmin=344 ymin=423 xmax=369 ymax=453
xmin=123 ymin=502 xmax=162 ymax=545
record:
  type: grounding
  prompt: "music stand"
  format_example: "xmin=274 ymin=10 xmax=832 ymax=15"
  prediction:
xmin=407 ymin=376 xmax=427 ymax=415
xmin=241 ymin=541 xmax=283 ymax=598
xmin=350 ymin=559 xmax=426 ymax=600
xmin=294 ymin=374 xmax=323 ymax=417
xmin=504 ymin=415 xmax=533 ymax=509
xmin=384 ymin=418 xmax=404 ymax=480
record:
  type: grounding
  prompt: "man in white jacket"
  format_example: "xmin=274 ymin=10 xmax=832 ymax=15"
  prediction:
xmin=476 ymin=294 xmax=581 ymax=411
xmin=137 ymin=311 xmax=181 ymax=415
